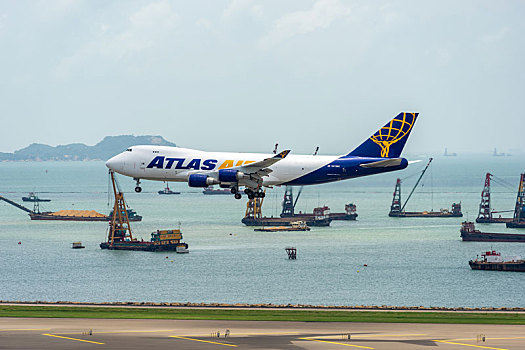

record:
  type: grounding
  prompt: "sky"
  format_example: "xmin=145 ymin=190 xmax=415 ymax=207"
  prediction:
xmin=1 ymin=0 xmax=524 ymax=156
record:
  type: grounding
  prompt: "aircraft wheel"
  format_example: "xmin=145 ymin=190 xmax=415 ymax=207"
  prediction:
xmin=234 ymin=193 xmax=242 ymax=200
xmin=135 ymin=186 xmax=142 ymax=193
xmin=230 ymin=188 xmax=237 ymax=194
xmin=260 ymin=192 xmax=265 ymax=198
xmin=244 ymin=188 xmax=252 ymax=195
xmin=248 ymin=193 xmax=255 ymax=200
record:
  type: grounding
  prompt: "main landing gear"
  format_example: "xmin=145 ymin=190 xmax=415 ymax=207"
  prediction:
xmin=244 ymin=188 xmax=265 ymax=200
xmin=230 ymin=187 xmax=265 ymax=200
xmin=134 ymin=178 xmax=142 ymax=193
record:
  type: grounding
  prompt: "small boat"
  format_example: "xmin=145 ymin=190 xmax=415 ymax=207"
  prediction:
xmin=22 ymin=192 xmax=51 ymax=202
xmin=72 ymin=242 xmax=85 ymax=249
xmin=469 ymin=250 xmax=525 ymax=272
xmin=158 ymin=182 xmax=180 ymax=195
xmin=254 ymin=221 xmax=311 ymax=232
xmin=203 ymin=186 xmax=231 ymax=195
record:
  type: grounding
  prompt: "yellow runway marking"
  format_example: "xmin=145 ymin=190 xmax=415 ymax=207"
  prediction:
xmin=434 ymin=340 xmax=508 ymax=350
xmin=42 ymin=333 xmax=105 ymax=345
xmin=349 ymin=333 xmax=427 ymax=338
xmin=299 ymin=338 xmax=374 ymax=349
xmin=448 ymin=336 xmax=525 ymax=341
xmin=170 ymin=335 xmax=238 ymax=347
xmin=56 ymin=329 xmax=175 ymax=335
xmin=0 ymin=328 xmax=51 ymax=331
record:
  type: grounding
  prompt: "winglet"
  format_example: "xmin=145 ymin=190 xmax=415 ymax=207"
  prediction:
xmin=274 ymin=150 xmax=291 ymax=159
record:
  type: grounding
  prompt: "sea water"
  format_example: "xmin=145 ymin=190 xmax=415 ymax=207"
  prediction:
xmin=0 ymin=155 xmax=524 ymax=308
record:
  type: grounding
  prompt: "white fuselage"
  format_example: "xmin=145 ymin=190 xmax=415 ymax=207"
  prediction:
xmin=106 ymin=145 xmax=339 ymax=186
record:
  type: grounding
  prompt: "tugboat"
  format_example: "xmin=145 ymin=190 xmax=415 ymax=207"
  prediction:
xmin=22 ymin=192 xmax=50 ymax=202
xmin=158 ymin=182 xmax=181 ymax=195
xmin=469 ymin=250 xmax=525 ymax=272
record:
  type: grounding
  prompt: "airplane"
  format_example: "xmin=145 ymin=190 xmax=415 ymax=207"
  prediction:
xmin=106 ymin=112 xmax=418 ymax=199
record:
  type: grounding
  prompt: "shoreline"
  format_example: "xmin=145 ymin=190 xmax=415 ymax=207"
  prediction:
xmin=2 ymin=300 xmax=524 ymax=313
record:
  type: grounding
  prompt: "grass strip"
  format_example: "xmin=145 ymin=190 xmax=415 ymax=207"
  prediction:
xmin=0 ymin=305 xmax=524 ymax=324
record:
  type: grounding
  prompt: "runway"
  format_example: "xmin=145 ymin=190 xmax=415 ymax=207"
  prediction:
xmin=1 ymin=317 xmax=524 ymax=349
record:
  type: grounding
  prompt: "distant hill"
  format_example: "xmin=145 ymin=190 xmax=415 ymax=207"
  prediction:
xmin=0 ymin=135 xmax=176 ymax=161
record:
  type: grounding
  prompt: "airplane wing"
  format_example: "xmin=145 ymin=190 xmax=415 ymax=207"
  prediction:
xmin=237 ymin=150 xmax=291 ymax=178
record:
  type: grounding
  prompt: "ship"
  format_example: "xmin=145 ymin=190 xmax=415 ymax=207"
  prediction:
xmin=254 ymin=221 xmax=310 ymax=232
xmin=476 ymin=173 xmax=513 ymax=223
xmin=100 ymin=171 xmax=188 ymax=252
xmin=242 ymin=193 xmax=331 ymax=227
xmin=22 ymin=192 xmax=51 ymax=202
xmin=460 ymin=221 xmax=525 ymax=242
xmin=469 ymin=250 xmax=525 ymax=272
xmin=506 ymin=173 xmax=525 ymax=228
xmin=202 ymin=186 xmax=231 ymax=195
xmin=389 ymin=158 xmax=463 ymax=217
xmin=280 ymin=187 xmax=358 ymax=221
xmin=158 ymin=182 xmax=180 ymax=195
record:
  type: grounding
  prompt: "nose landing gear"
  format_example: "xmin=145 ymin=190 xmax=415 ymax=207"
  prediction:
xmin=134 ymin=178 xmax=142 ymax=193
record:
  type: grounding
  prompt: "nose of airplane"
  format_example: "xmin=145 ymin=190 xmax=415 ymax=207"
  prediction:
xmin=106 ymin=154 xmax=123 ymax=170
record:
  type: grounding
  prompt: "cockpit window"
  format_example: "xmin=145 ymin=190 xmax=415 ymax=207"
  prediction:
xmin=126 ymin=148 xmax=132 ymax=152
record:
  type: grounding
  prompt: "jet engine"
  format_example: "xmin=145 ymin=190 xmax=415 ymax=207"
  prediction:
xmin=188 ymin=174 xmax=219 ymax=187
xmin=218 ymin=169 xmax=247 ymax=183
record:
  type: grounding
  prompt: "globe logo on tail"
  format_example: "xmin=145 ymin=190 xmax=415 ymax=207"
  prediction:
xmin=370 ymin=112 xmax=417 ymax=157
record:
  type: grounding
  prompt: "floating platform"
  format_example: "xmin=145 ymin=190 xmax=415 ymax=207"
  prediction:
xmin=460 ymin=222 xmax=525 ymax=242
xmin=469 ymin=250 xmax=525 ymax=272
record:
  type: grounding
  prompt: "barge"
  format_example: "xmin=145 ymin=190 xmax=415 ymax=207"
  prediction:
xmin=460 ymin=221 xmax=525 ymax=242
xmin=469 ymin=250 xmax=525 ymax=272
xmin=280 ymin=186 xmax=357 ymax=221
xmin=242 ymin=192 xmax=331 ymax=227
xmin=100 ymin=171 xmax=188 ymax=252
xmin=254 ymin=221 xmax=310 ymax=232
xmin=203 ymin=186 xmax=231 ymax=195
xmin=389 ymin=158 xmax=463 ymax=217
xmin=0 ymin=194 xmax=141 ymax=222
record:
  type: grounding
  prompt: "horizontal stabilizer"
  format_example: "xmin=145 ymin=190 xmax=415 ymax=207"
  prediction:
xmin=360 ymin=158 xmax=403 ymax=168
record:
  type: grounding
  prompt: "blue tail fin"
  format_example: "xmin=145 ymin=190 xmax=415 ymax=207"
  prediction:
xmin=347 ymin=112 xmax=418 ymax=158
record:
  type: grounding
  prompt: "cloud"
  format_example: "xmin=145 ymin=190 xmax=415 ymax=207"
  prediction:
xmin=258 ymin=0 xmax=351 ymax=50
xmin=52 ymin=0 xmax=179 ymax=80
xmin=480 ymin=27 xmax=510 ymax=45
xmin=222 ymin=0 xmax=263 ymax=22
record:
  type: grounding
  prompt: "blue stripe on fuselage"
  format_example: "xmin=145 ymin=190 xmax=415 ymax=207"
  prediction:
xmin=282 ymin=156 xmax=408 ymax=186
